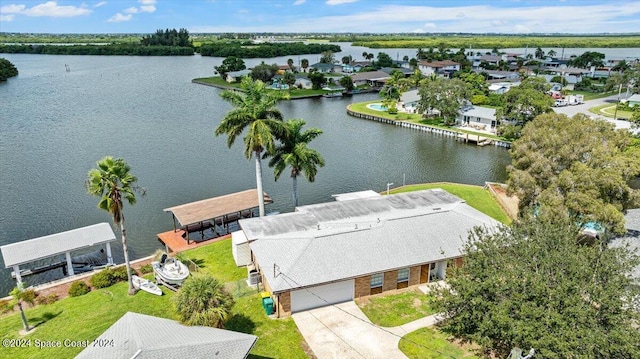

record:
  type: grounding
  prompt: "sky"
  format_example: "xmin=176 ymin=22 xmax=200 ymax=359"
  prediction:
xmin=1 ymin=0 xmax=640 ymax=34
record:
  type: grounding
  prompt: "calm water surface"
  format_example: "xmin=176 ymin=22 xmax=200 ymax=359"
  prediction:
xmin=0 ymin=52 xmax=513 ymax=295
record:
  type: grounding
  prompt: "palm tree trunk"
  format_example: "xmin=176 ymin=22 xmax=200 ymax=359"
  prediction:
xmin=18 ymin=301 xmax=29 ymax=332
xmin=255 ymin=150 xmax=265 ymax=217
xmin=292 ymin=175 xmax=299 ymax=208
xmin=120 ymin=213 xmax=135 ymax=295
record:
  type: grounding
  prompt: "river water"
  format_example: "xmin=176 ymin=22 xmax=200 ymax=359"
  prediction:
xmin=0 ymin=45 xmax=635 ymax=295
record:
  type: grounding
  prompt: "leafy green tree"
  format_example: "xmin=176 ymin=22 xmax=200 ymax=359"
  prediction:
xmin=10 ymin=283 xmax=35 ymax=332
xmin=409 ymin=58 xmax=418 ymax=69
xmin=534 ymin=46 xmax=545 ymax=59
xmin=0 ymin=58 xmax=19 ymax=81
xmin=456 ymin=72 xmax=488 ymax=96
xmin=547 ymin=49 xmax=557 ymax=58
xmin=283 ymin=71 xmax=296 ymax=90
xmin=437 ymin=216 xmax=640 ymax=358
xmin=507 ymin=113 xmax=640 ymax=235
xmin=379 ymin=70 xmax=406 ymax=109
xmin=214 ymin=56 xmax=246 ymax=78
xmin=86 ymin=156 xmax=142 ymax=295
xmin=268 ymin=119 xmax=325 ymax=208
xmin=308 ymin=70 xmax=325 ymax=90
xmin=339 ymin=75 xmax=354 ymax=92
xmin=375 ymin=52 xmax=393 ymax=68
xmin=301 ymin=58 xmax=309 ymax=72
xmin=568 ymin=51 xmax=605 ymax=68
xmin=320 ymin=51 xmax=335 ymax=64
xmin=287 ymin=58 xmax=294 ymax=71
xmin=550 ymin=75 xmax=567 ymax=86
xmin=250 ymin=61 xmax=279 ymax=82
xmin=417 ymin=77 xmax=469 ymax=125
xmin=341 ymin=55 xmax=352 ymax=65
xmin=498 ymin=78 xmax=553 ymax=129
xmin=216 ymin=77 xmax=288 ymax=216
xmin=174 ymin=274 xmax=234 ymax=328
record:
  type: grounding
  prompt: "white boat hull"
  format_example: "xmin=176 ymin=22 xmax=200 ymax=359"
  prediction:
xmin=151 ymin=258 xmax=189 ymax=286
xmin=132 ymin=275 xmax=163 ymax=296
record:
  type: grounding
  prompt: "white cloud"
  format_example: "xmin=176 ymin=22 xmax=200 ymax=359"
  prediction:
xmin=424 ymin=22 xmax=436 ymax=29
xmin=293 ymin=0 xmax=305 ymax=5
xmin=1 ymin=4 xmax=26 ymax=13
xmin=139 ymin=5 xmax=155 ymax=13
xmin=107 ymin=12 xmax=132 ymax=22
xmin=513 ymin=24 xmax=532 ymax=33
xmin=326 ymin=0 xmax=358 ymax=5
xmin=411 ymin=28 xmax=424 ymax=33
xmin=0 ymin=14 xmax=15 ymax=21
xmin=124 ymin=7 xmax=138 ymax=14
xmin=94 ymin=1 xmax=107 ymax=8
xmin=1 ymin=1 xmax=91 ymax=17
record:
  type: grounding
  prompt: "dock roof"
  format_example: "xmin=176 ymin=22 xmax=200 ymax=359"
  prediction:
xmin=163 ymin=189 xmax=272 ymax=227
xmin=1 ymin=223 xmax=116 ymax=268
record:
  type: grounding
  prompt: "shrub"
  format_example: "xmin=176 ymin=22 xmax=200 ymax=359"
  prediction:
xmin=387 ymin=107 xmax=398 ymax=114
xmin=90 ymin=266 xmax=132 ymax=289
xmin=139 ymin=264 xmax=154 ymax=274
xmin=174 ymin=274 xmax=234 ymax=328
xmin=68 ymin=282 xmax=91 ymax=297
xmin=36 ymin=293 xmax=59 ymax=305
xmin=21 ymin=289 xmax=37 ymax=306
xmin=0 ymin=298 xmax=13 ymax=314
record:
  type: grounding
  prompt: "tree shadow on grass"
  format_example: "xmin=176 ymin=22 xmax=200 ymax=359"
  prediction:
xmin=31 ymin=310 xmax=62 ymax=328
xmin=185 ymin=256 xmax=206 ymax=268
xmin=247 ymin=355 xmax=274 ymax=359
xmin=224 ymin=313 xmax=256 ymax=334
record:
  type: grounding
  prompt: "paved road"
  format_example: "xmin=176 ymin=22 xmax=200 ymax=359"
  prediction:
xmin=552 ymin=94 xmax=636 ymax=133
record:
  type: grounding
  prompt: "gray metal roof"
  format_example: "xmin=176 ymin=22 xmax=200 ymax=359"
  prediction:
xmin=245 ymin=189 xmax=500 ymax=293
xmin=332 ymin=190 xmax=381 ymax=202
xmin=609 ymin=209 xmax=640 ymax=281
xmin=1 ymin=223 xmax=116 ymax=268
xmin=400 ymin=89 xmax=420 ymax=105
xmin=75 ymin=312 xmax=257 ymax=359
xmin=459 ymin=106 xmax=496 ymax=120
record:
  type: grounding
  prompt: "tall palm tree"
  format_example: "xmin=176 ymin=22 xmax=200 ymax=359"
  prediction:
xmin=86 ymin=156 xmax=141 ymax=295
xmin=216 ymin=77 xmax=287 ymax=216
xmin=268 ymin=119 xmax=324 ymax=208
xmin=301 ymin=58 xmax=309 ymax=72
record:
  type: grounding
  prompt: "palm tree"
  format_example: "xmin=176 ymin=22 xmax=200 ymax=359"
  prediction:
xmin=301 ymin=58 xmax=309 ymax=73
xmin=216 ymin=77 xmax=287 ymax=216
xmin=547 ymin=49 xmax=557 ymax=58
xmin=174 ymin=274 xmax=234 ymax=328
xmin=287 ymin=58 xmax=294 ymax=71
xmin=86 ymin=156 xmax=141 ymax=295
xmin=535 ymin=47 xmax=545 ymax=59
xmin=10 ymin=283 xmax=35 ymax=332
xmin=362 ymin=51 xmax=369 ymax=60
xmin=268 ymin=119 xmax=324 ymax=208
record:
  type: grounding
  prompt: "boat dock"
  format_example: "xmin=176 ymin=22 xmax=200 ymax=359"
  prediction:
xmin=457 ymin=133 xmax=494 ymax=146
xmin=157 ymin=229 xmax=230 ymax=253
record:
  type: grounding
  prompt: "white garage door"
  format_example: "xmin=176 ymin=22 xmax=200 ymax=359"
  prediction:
xmin=291 ymin=279 xmax=354 ymax=313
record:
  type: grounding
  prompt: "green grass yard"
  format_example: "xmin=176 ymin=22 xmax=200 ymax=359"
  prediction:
xmin=356 ymin=289 xmax=437 ymax=327
xmin=588 ymin=103 xmax=634 ymax=119
xmin=399 ymin=327 xmax=481 ymax=359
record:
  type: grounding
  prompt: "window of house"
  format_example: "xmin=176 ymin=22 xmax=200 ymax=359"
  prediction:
xmin=397 ymin=268 xmax=410 ymax=289
xmin=370 ymin=273 xmax=383 ymax=288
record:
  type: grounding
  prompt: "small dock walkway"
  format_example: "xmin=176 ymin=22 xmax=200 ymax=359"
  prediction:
xmin=158 ymin=229 xmax=231 ymax=253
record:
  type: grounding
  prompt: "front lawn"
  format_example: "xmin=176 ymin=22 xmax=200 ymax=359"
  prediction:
xmin=0 ymin=281 xmax=177 ymax=359
xmin=390 ymin=182 xmax=511 ymax=224
xmin=356 ymin=289 xmax=436 ymax=327
xmin=588 ymin=103 xmax=634 ymax=119
xmin=399 ymin=327 xmax=481 ymax=358
xmin=569 ymin=90 xmax=616 ymax=101
xmin=180 ymin=238 xmax=246 ymax=283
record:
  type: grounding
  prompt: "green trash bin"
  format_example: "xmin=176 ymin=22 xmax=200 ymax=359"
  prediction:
xmin=262 ymin=297 xmax=274 ymax=315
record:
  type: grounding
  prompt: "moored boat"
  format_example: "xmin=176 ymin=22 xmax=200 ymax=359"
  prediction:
xmin=132 ymin=274 xmax=163 ymax=296
xmin=151 ymin=254 xmax=190 ymax=286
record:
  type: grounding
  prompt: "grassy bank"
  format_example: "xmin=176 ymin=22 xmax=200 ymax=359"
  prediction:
xmin=568 ymin=90 xmax=616 ymax=101
xmin=399 ymin=327 xmax=481 ymax=359
xmin=193 ymin=76 xmax=335 ymax=98
xmin=390 ymin=182 xmax=511 ymax=224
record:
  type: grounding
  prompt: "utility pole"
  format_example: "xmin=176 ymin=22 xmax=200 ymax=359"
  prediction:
xmin=613 ymin=83 xmax=622 ymax=120
xmin=386 ymin=182 xmax=394 ymax=196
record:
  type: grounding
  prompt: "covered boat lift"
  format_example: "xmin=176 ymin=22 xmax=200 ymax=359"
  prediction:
xmin=159 ymin=189 xmax=273 ymax=250
xmin=0 ymin=223 xmax=116 ymax=287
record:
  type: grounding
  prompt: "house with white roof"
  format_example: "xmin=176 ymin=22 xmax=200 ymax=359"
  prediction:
xmin=457 ymin=106 xmax=498 ymax=130
xmin=76 ymin=312 xmax=257 ymax=359
xmin=418 ymin=60 xmax=460 ymax=78
xmin=233 ymin=189 xmax=500 ymax=317
xmin=225 ymin=69 xmax=251 ymax=83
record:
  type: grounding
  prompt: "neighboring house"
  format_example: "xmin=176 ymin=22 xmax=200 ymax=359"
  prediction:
xmin=379 ymin=67 xmax=413 ymax=77
xmin=457 ymin=106 xmax=498 ymax=130
xmin=479 ymin=70 xmax=521 ymax=81
xmin=76 ymin=312 xmax=257 ymax=359
xmin=310 ymin=62 xmax=340 ymax=74
xmin=488 ymin=83 xmax=512 ymax=94
xmin=351 ymin=61 xmax=372 ymax=72
xmin=392 ymin=59 xmax=411 ymax=69
xmin=234 ymin=189 xmax=500 ymax=317
xmin=350 ymin=70 xmax=390 ymax=87
xmin=277 ymin=64 xmax=293 ymax=74
xmin=399 ymin=89 xmax=420 ymax=113
xmin=627 ymin=94 xmax=640 ymax=108
xmin=225 ymin=69 xmax=251 ymax=83
xmin=418 ymin=60 xmax=460 ymax=78
xmin=294 ymin=75 xmax=313 ymax=89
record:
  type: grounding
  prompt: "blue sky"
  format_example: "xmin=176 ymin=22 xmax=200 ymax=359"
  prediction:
xmin=1 ymin=0 xmax=639 ymax=34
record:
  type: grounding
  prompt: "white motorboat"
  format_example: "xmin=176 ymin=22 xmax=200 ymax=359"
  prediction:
xmin=151 ymin=255 xmax=190 ymax=286
xmin=132 ymin=274 xmax=163 ymax=296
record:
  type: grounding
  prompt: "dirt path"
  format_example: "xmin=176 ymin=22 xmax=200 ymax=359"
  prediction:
xmin=487 ymin=183 xmax=519 ymax=220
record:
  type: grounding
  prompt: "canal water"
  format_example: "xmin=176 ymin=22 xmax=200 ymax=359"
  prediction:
xmin=0 ymin=50 xmax=511 ymax=295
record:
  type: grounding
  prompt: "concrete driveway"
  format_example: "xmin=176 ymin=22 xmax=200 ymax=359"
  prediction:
xmin=292 ymin=301 xmax=440 ymax=359
xmin=552 ymin=94 xmax=636 ymax=133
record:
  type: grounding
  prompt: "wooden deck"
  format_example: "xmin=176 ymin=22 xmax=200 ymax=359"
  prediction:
xmin=157 ymin=229 xmax=231 ymax=253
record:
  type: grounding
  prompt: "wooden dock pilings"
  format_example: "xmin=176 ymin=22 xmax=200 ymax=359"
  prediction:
xmin=346 ymin=108 xmax=511 ymax=149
